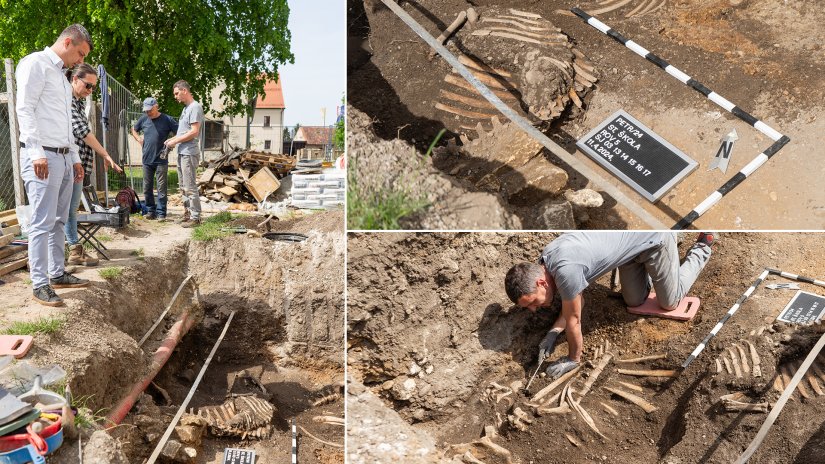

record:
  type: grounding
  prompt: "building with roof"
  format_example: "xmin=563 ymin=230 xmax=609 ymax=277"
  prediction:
xmin=293 ymin=126 xmax=335 ymax=160
xmin=249 ymin=77 xmax=286 ymax=153
xmin=206 ymin=75 xmax=286 ymax=155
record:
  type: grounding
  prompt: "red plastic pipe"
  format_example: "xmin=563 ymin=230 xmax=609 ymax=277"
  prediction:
xmin=106 ymin=307 xmax=196 ymax=425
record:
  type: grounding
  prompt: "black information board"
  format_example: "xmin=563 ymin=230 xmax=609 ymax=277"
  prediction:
xmin=576 ymin=110 xmax=698 ymax=202
xmin=223 ymin=448 xmax=256 ymax=464
xmin=777 ymin=291 xmax=825 ymax=325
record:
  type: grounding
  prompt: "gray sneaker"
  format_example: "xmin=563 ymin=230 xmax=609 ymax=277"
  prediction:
xmin=33 ymin=285 xmax=64 ymax=307
xmin=50 ymin=272 xmax=90 ymax=289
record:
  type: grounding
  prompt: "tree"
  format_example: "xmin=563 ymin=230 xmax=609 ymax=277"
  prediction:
xmin=333 ymin=97 xmax=345 ymax=151
xmin=0 ymin=0 xmax=294 ymax=117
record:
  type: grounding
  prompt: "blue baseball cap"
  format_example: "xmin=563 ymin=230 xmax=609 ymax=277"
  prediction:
xmin=142 ymin=97 xmax=158 ymax=111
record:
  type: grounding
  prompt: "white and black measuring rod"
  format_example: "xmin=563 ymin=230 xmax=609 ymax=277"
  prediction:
xmin=682 ymin=269 xmax=770 ymax=368
xmin=292 ymin=418 xmax=298 ymax=464
xmin=571 ymin=8 xmax=791 ymax=230
xmin=766 ymin=267 xmax=825 ymax=288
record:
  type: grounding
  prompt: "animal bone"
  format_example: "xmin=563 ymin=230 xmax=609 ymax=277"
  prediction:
xmin=604 ymin=387 xmax=657 ymax=413
xmin=736 ymin=344 xmax=750 ymax=375
xmin=435 ymin=102 xmax=497 ymax=120
xmin=578 ymin=351 xmax=613 ymax=398
xmin=723 ymin=400 xmax=769 ymax=413
xmin=716 ymin=358 xmax=723 ymax=374
xmin=312 ymin=415 xmax=344 ymax=426
xmin=720 ymin=391 xmax=747 ymax=403
xmin=508 ymin=406 xmax=532 ymax=431
xmin=457 ymin=54 xmax=512 ymax=77
xmin=444 ymin=74 xmax=519 ymax=102
xmin=723 ymin=355 xmax=734 ymax=374
xmin=533 ymin=366 xmax=582 ymax=402
xmin=639 ymin=0 xmax=667 ymax=16
xmin=566 ymin=386 xmax=607 ymax=440
xmin=509 ymin=9 xmax=542 ymax=19
xmin=586 ymin=0 xmax=635 ymax=16
xmin=792 ymin=362 xmax=813 ymax=399
xmin=728 ymin=347 xmax=743 ymax=378
xmin=484 ymin=425 xmax=498 ymax=438
xmin=475 ymin=436 xmax=513 ymax=464
xmin=600 ymin=402 xmax=619 ymax=416
xmin=616 ymin=353 xmax=667 ymax=364
xmin=625 ymin=0 xmax=652 ymax=17
xmin=466 ymin=8 xmax=478 ymax=24
xmin=779 ymin=364 xmax=795 ymax=398
xmin=569 ymin=88 xmax=583 ymax=108
xmin=572 ymin=63 xmax=598 ymax=85
xmin=299 ymin=425 xmax=343 ymax=448
xmin=565 ymin=433 xmax=582 ymax=447
xmin=429 ymin=11 xmax=467 ymax=59
xmin=440 ymin=89 xmax=496 ymax=110
xmin=805 ymin=369 xmax=824 ymax=396
xmin=810 ymin=362 xmax=825 ymax=385
xmin=480 ymin=18 xmax=550 ymax=32
xmin=617 ymin=381 xmax=643 ymax=393
xmin=747 ymin=341 xmax=762 ymax=378
xmin=773 ymin=372 xmax=785 ymax=393
xmin=535 ymin=403 xmax=571 ymax=415
xmin=617 ymin=369 xmax=678 ymax=378
xmin=462 ymin=451 xmax=485 ymax=464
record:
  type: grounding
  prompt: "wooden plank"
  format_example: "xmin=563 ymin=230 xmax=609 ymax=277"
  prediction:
xmin=0 ymin=256 xmax=27 ymax=276
xmin=245 ymin=167 xmax=281 ymax=202
xmin=198 ymin=168 xmax=216 ymax=184
xmin=0 ymin=225 xmax=21 ymax=236
xmin=0 ymin=245 xmax=25 ymax=260
xmin=217 ymin=186 xmax=238 ymax=197
xmin=0 ymin=233 xmax=14 ymax=247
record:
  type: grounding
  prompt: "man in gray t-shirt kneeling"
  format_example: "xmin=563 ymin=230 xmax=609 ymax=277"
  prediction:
xmin=164 ymin=79 xmax=204 ymax=227
xmin=504 ymin=232 xmax=715 ymax=380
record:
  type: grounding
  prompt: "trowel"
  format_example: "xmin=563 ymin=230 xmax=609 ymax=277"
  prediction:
xmin=522 ymin=361 xmax=544 ymax=396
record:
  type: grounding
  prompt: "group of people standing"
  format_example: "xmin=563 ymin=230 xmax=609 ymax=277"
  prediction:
xmin=15 ymin=24 xmax=203 ymax=307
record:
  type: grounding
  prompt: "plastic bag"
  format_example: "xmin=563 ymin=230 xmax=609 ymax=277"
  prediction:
xmin=14 ymin=205 xmax=32 ymax=238
xmin=0 ymin=360 xmax=67 ymax=396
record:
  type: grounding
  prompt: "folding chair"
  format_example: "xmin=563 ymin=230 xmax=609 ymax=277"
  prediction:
xmin=76 ymin=186 xmax=129 ymax=260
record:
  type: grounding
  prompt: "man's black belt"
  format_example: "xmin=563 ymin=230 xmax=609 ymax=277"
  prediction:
xmin=20 ymin=143 xmax=70 ymax=154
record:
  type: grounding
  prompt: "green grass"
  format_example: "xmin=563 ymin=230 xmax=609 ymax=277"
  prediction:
xmin=107 ymin=166 xmax=179 ymax=194
xmin=1 ymin=317 xmax=65 ymax=335
xmin=96 ymin=234 xmax=113 ymax=242
xmin=23 ymin=278 xmax=31 ymax=285
xmin=131 ymin=247 xmax=145 ymax=260
xmin=347 ymin=129 xmax=445 ymax=229
xmin=191 ymin=212 xmax=236 ymax=242
xmin=98 ymin=267 xmax=123 ymax=280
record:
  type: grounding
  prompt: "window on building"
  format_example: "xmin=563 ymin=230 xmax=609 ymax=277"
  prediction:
xmin=263 ymin=116 xmax=271 ymax=127
xmin=264 ymin=140 xmax=272 ymax=150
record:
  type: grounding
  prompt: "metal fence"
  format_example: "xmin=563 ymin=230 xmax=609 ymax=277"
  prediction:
xmin=0 ymin=63 xmax=15 ymax=211
xmin=94 ymin=72 xmax=143 ymax=198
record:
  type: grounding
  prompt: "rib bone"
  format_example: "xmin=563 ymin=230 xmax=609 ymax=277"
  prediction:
xmin=617 ymin=368 xmax=678 ymax=378
xmin=616 ymin=353 xmax=667 ymax=364
xmin=747 ymin=341 xmax=762 ymax=378
xmin=604 ymin=387 xmax=657 ymax=413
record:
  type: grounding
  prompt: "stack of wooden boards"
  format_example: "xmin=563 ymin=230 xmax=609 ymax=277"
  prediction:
xmin=197 ymin=149 xmax=297 ymax=203
xmin=0 ymin=210 xmax=27 ymax=278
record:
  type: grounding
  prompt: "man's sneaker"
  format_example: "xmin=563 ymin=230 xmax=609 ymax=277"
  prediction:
xmin=176 ymin=211 xmax=191 ymax=224
xmin=33 ymin=285 xmax=64 ymax=307
xmin=50 ymin=272 xmax=90 ymax=289
xmin=157 ymin=216 xmax=167 ymax=222
xmin=181 ymin=218 xmax=201 ymax=229
xmin=145 ymin=212 xmax=157 ymax=220
xmin=696 ymin=232 xmax=716 ymax=248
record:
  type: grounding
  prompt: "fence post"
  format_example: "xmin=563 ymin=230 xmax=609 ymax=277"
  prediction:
xmin=4 ymin=58 xmax=25 ymax=208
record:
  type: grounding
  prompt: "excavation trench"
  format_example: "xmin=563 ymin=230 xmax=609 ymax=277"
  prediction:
xmin=48 ymin=219 xmax=344 ymax=463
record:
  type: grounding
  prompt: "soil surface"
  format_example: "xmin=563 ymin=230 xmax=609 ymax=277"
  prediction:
xmin=347 ymin=232 xmax=825 ymax=463
xmin=348 ymin=0 xmax=825 ymax=229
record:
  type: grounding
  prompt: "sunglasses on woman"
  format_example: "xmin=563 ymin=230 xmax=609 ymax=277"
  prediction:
xmin=79 ymin=79 xmax=96 ymax=90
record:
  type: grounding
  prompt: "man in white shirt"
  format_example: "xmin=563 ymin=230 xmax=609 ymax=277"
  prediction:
xmin=16 ymin=24 xmax=93 ymax=306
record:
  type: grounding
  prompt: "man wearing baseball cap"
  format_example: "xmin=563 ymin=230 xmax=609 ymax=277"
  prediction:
xmin=131 ymin=96 xmax=178 ymax=220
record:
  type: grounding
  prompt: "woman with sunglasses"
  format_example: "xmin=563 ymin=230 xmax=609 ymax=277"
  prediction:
xmin=64 ymin=63 xmax=123 ymax=266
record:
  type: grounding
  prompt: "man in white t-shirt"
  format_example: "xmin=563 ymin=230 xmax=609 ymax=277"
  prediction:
xmin=504 ymin=232 xmax=714 ymax=379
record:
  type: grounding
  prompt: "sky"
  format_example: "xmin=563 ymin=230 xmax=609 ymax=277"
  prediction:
xmin=278 ymin=0 xmax=346 ymax=128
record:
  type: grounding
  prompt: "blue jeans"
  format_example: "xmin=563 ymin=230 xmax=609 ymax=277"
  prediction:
xmin=63 ymin=181 xmax=82 ymax=246
xmin=143 ymin=164 xmax=168 ymax=217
